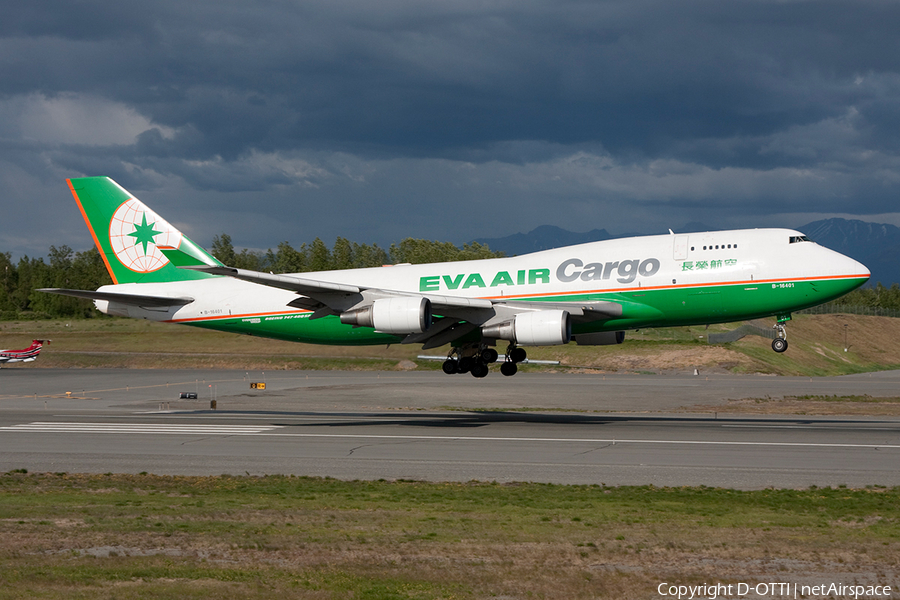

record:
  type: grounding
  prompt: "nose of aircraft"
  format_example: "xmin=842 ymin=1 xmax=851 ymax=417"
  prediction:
xmin=832 ymin=249 xmax=870 ymax=294
xmin=852 ymin=257 xmax=870 ymax=280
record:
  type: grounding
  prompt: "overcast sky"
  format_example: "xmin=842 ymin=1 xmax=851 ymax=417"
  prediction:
xmin=2 ymin=0 xmax=899 ymax=258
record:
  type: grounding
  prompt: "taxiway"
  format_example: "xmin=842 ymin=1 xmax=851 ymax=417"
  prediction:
xmin=1 ymin=369 xmax=898 ymax=489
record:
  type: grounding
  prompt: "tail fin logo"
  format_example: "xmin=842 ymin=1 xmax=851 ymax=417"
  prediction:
xmin=109 ymin=199 xmax=184 ymax=273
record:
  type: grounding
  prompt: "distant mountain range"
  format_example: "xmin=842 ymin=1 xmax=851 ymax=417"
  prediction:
xmin=800 ymin=219 xmax=900 ymax=286
xmin=473 ymin=218 xmax=900 ymax=285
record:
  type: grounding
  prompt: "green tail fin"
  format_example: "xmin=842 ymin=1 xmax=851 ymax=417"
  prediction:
xmin=68 ymin=177 xmax=222 ymax=284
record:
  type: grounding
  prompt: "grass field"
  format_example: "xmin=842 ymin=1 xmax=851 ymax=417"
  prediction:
xmin=3 ymin=313 xmax=900 ymax=376
xmin=3 ymin=317 xmax=900 ymax=597
xmin=1 ymin=472 xmax=898 ymax=599
xmin=683 ymin=394 xmax=900 ymax=416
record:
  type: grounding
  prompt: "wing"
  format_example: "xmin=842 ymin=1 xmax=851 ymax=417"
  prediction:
xmin=176 ymin=256 xmax=626 ymax=349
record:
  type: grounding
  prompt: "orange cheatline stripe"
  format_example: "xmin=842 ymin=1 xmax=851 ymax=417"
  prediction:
xmin=478 ymin=273 xmax=870 ymax=301
xmin=167 ymin=309 xmax=312 ymax=324
xmin=68 ymin=179 xmax=119 ymax=285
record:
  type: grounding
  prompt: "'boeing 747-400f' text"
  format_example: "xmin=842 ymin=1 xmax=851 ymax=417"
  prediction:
xmin=42 ymin=177 xmax=870 ymax=378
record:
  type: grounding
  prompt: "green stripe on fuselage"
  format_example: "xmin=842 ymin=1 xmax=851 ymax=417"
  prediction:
xmin=184 ymin=312 xmax=403 ymax=346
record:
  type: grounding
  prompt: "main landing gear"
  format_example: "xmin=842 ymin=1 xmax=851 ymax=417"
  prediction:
xmin=442 ymin=343 xmax=528 ymax=378
xmin=442 ymin=344 xmax=497 ymax=378
xmin=771 ymin=317 xmax=790 ymax=353
xmin=499 ymin=345 xmax=527 ymax=377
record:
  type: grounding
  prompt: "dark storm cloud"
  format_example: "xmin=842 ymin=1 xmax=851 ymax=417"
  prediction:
xmin=1 ymin=0 xmax=899 ymax=256
xmin=5 ymin=0 xmax=897 ymax=153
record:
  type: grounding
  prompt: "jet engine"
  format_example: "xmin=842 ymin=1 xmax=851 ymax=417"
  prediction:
xmin=340 ymin=297 xmax=432 ymax=334
xmin=481 ymin=309 xmax=571 ymax=346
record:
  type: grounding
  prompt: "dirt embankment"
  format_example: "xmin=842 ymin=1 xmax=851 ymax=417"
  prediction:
xmin=533 ymin=314 xmax=900 ymax=376
xmin=3 ymin=314 xmax=900 ymax=377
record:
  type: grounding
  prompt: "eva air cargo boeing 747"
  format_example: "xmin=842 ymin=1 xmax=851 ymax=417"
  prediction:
xmin=42 ymin=177 xmax=870 ymax=378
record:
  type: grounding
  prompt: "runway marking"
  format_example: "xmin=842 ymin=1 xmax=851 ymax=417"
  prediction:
xmin=0 ymin=422 xmax=279 ymax=435
xmin=0 ymin=395 xmax=102 ymax=400
xmin=2 ymin=423 xmax=899 ymax=450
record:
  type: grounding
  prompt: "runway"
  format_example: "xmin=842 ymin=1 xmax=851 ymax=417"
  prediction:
xmin=1 ymin=368 xmax=899 ymax=488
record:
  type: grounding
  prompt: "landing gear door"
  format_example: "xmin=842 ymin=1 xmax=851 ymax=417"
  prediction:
xmin=673 ymin=235 xmax=689 ymax=261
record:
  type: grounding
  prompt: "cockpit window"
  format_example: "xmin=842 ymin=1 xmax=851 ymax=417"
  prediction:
xmin=789 ymin=235 xmax=812 ymax=244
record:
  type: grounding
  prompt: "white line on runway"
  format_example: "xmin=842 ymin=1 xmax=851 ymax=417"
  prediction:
xmin=57 ymin=414 xmax=441 ymax=422
xmin=0 ymin=423 xmax=279 ymax=434
xmin=3 ymin=422 xmax=898 ymax=449
xmin=55 ymin=413 xmax=900 ymax=426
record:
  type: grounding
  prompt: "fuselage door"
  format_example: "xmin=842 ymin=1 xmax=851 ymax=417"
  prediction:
xmin=673 ymin=235 xmax=689 ymax=261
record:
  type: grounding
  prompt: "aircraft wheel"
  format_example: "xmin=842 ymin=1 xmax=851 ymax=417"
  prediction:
xmin=481 ymin=348 xmax=499 ymax=363
xmin=471 ymin=361 xmax=489 ymax=378
xmin=510 ymin=347 xmax=527 ymax=363
xmin=457 ymin=357 xmax=474 ymax=374
xmin=442 ymin=359 xmax=458 ymax=374
xmin=500 ymin=361 xmax=518 ymax=377
xmin=772 ymin=338 xmax=788 ymax=353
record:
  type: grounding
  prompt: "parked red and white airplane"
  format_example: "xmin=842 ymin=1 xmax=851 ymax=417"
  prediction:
xmin=0 ymin=340 xmax=47 ymax=366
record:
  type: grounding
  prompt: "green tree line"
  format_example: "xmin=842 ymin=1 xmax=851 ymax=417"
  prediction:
xmin=210 ymin=234 xmax=502 ymax=272
xmin=0 ymin=246 xmax=112 ymax=320
xmin=831 ymin=283 xmax=900 ymax=311
xmin=0 ymin=236 xmax=503 ymax=320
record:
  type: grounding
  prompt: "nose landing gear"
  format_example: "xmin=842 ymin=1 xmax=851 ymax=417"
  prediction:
xmin=771 ymin=316 xmax=790 ymax=353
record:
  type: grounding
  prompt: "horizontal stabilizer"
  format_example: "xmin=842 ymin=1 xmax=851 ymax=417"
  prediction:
xmin=38 ymin=288 xmax=194 ymax=307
